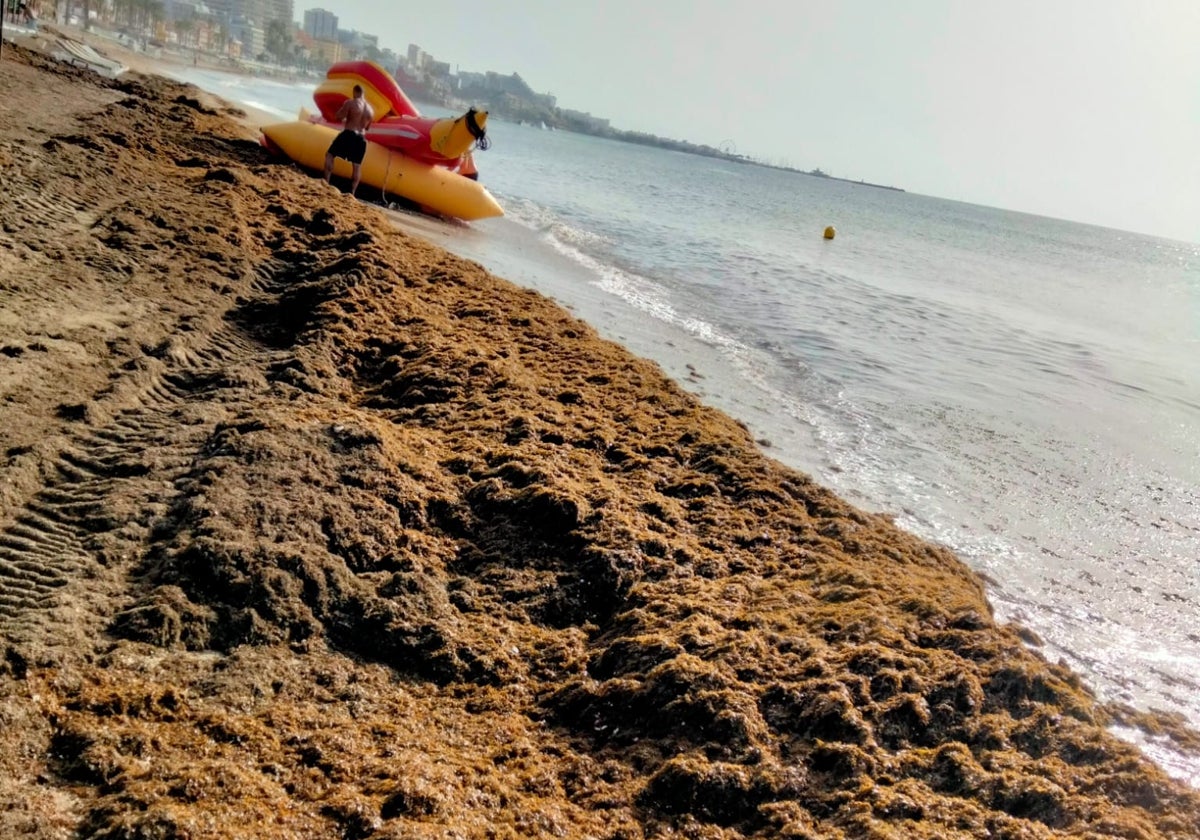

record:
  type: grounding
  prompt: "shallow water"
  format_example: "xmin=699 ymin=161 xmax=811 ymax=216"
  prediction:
xmin=178 ymin=68 xmax=1200 ymax=784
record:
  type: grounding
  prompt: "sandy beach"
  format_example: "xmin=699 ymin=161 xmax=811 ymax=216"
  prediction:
xmin=1 ymin=40 xmax=1199 ymax=840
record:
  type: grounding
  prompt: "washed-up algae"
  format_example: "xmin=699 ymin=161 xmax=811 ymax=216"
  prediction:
xmin=0 ymin=44 xmax=1198 ymax=839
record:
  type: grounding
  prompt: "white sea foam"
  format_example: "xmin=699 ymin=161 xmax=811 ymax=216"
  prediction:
xmin=482 ymin=188 xmax=1200 ymax=792
xmin=239 ymin=99 xmax=291 ymax=119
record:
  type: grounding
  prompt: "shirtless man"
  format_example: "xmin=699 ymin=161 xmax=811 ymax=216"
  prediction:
xmin=323 ymin=84 xmax=374 ymax=197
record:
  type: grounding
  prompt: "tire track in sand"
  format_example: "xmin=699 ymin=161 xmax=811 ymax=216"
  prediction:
xmin=0 ymin=144 xmax=279 ymax=657
xmin=0 ymin=314 xmax=279 ymax=658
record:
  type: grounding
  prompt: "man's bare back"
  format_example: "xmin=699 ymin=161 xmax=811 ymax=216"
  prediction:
xmin=336 ymin=97 xmax=374 ymax=133
xmin=324 ymin=86 xmax=375 ymax=196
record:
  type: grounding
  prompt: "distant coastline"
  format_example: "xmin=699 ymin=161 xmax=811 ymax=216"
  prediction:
xmin=478 ymin=109 xmax=908 ymax=193
xmin=398 ymin=69 xmax=907 ymax=193
xmin=582 ymin=130 xmax=906 ymax=192
xmin=745 ymin=162 xmax=906 ymax=192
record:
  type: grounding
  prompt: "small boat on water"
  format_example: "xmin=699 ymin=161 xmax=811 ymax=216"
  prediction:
xmin=260 ymin=61 xmax=502 ymax=221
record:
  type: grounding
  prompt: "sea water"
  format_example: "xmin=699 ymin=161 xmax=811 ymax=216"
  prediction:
xmin=173 ymin=69 xmax=1200 ymax=784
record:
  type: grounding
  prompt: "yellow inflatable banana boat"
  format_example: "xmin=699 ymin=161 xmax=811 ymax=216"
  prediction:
xmin=261 ymin=118 xmax=503 ymax=221
xmin=262 ymin=60 xmax=502 ymax=221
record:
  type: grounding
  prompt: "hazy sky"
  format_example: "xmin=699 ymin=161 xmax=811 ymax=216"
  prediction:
xmin=319 ymin=0 xmax=1198 ymax=242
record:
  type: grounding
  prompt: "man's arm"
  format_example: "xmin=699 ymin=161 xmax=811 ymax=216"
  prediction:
xmin=334 ymin=100 xmax=351 ymax=124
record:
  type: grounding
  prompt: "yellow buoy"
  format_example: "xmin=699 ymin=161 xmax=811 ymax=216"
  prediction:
xmin=823 ymin=226 xmax=836 ymax=240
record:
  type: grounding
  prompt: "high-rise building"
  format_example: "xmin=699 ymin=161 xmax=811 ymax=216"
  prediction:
xmin=303 ymin=7 xmax=338 ymax=40
xmin=196 ymin=0 xmax=291 ymax=24
xmin=198 ymin=0 xmax=231 ymax=16
xmin=242 ymin=0 xmax=291 ymax=24
xmin=266 ymin=0 xmax=293 ymax=25
xmin=163 ymin=0 xmax=212 ymax=22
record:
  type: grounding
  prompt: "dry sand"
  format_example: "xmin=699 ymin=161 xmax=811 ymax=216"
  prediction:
xmin=1 ymin=43 xmax=1199 ymax=840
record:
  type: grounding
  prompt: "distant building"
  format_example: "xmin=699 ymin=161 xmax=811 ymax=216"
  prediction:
xmin=292 ymin=28 xmax=315 ymax=59
xmin=163 ymin=0 xmax=213 ymax=21
xmin=265 ymin=0 xmax=292 ymax=25
xmin=171 ymin=15 xmax=220 ymax=49
xmin=227 ymin=17 xmax=265 ymax=56
xmin=335 ymin=29 xmax=377 ymax=59
xmin=309 ymin=37 xmax=342 ymax=64
xmin=303 ymin=7 xmax=338 ymax=40
xmin=237 ymin=0 xmax=290 ymax=24
xmin=178 ymin=0 xmax=290 ymax=24
xmin=406 ymin=43 xmax=429 ymax=70
xmin=198 ymin=0 xmax=233 ymax=17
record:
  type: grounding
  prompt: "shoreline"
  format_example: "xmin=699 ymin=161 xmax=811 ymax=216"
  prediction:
xmin=2 ymin=42 xmax=1199 ymax=839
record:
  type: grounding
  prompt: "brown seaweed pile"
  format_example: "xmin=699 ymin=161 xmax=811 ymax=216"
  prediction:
xmin=1 ymin=44 xmax=1198 ymax=839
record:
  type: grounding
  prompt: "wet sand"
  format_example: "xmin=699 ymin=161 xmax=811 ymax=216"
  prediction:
xmin=1 ymin=44 xmax=1199 ymax=840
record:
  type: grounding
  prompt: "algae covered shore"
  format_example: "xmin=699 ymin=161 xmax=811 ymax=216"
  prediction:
xmin=1 ymin=46 xmax=1199 ymax=839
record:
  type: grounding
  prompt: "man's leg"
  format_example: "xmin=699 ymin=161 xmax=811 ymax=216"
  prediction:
xmin=350 ymin=163 xmax=362 ymax=197
xmin=323 ymin=152 xmax=335 ymax=183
